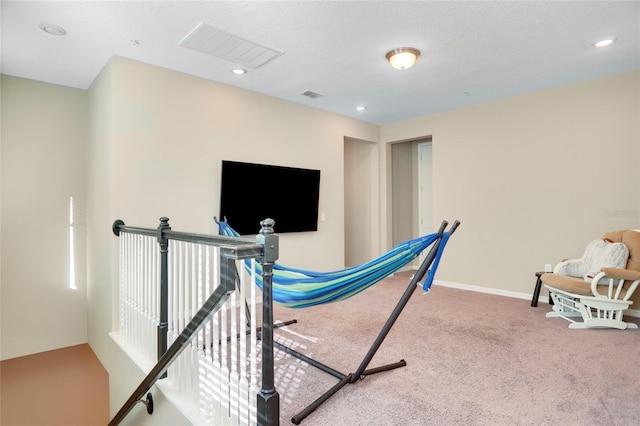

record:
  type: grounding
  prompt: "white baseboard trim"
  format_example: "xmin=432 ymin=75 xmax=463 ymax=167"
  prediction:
xmin=432 ymin=279 xmax=640 ymax=318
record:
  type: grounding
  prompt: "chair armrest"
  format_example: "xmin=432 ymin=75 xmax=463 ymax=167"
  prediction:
xmin=590 ymin=270 xmax=640 ymax=301
xmin=600 ymin=267 xmax=640 ymax=282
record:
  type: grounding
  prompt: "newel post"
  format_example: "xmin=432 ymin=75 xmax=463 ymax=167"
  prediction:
xmin=256 ymin=218 xmax=280 ymax=426
xmin=157 ymin=217 xmax=171 ymax=369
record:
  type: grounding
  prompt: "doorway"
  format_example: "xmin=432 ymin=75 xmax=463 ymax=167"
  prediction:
xmin=390 ymin=138 xmax=433 ymax=262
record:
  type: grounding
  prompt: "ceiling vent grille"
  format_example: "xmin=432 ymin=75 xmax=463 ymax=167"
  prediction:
xmin=300 ymin=90 xmax=323 ymax=99
xmin=178 ymin=22 xmax=284 ymax=69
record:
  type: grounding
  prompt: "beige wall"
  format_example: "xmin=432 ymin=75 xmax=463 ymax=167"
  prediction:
xmin=1 ymin=75 xmax=88 ymax=360
xmin=99 ymin=56 xmax=379 ymax=268
xmin=381 ymin=70 xmax=640 ymax=307
xmin=344 ymin=138 xmax=377 ymax=267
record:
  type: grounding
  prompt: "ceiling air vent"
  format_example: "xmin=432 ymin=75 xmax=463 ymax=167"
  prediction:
xmin=300 ymin=90 xmax=323 ymax=99
xmin=178 ymin=22 xmax=283 ymax=69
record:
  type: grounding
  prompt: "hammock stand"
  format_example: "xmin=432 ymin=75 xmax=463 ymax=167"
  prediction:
xmin=217 ymin=218 xmax=460 ymax=424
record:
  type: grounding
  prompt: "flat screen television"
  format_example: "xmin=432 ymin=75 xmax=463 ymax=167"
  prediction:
xmin=219 ymin=160 xmax=321 ymax=235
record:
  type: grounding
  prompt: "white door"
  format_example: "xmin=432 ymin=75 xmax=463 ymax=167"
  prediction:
xmin=418 ymin=142 xmax=433 ymax=247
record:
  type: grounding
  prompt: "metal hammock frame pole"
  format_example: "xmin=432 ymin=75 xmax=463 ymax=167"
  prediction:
xmin=290 ymin=219 xmax=460 ymax=425
xmin=109 ymin=218 xmax=281 ymax=426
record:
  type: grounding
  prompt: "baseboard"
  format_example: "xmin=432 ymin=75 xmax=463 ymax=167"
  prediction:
xmin=432 ymin=279 xmax=640 ymax=319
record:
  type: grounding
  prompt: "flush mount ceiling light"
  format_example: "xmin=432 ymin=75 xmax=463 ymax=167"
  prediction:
xmin=385 ymin=47 xmax=420 ymax=70
xmin=356 ymin=106 xmax=367 ymax=111
xmin=39 ymin=23 xmax=67 ymax=36
xmin=231 ymin=68 xmax=247 ymax=75
xmin=593 ymin=38 xmax=615 ymax=48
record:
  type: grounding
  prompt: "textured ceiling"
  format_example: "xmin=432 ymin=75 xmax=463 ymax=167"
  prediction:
xmin=1 ymin=1 xmax=638 ymax=124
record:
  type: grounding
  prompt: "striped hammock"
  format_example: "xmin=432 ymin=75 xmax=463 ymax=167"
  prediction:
xmin=218 ymin=221 xmax=450 ymax=309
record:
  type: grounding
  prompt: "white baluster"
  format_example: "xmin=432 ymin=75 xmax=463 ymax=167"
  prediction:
xmin=177 ymin=241 xmax=186 ymax=390
xmin=229 ymin=258 xmax=240 ymax=424
xmin=145 ymin=236 xmax=153 ymax=362
xmin=152 ymin=234 xmax=158 ymax=359
xmin=238 ymin=258 xmax=250 ymax=426
xmin=249 ymin=259 xmax=259 ymax=425
xmin=192 ymin=244 xmax=203 ymax=404
xmin=181 ymin=242 xmax=192 ymax=394
xmin=211 ymin=246 xmax=223 ymax=425
xmin=200 ymin=245 xmax=214 ymax=419
xmin=119 ymin=233 xmax=126 ymax=337
xmin=133 ymin=235 xmax=140 ymax=356
xmin=168 ymin=239 xmax=179 ymax=382
xmin=126 ymin=234 xmax=134 ymax=348
xmin=220 ymin=276 xmax=230 ymax=421
xmin=151 ymin=235 xmax=158 ymax=359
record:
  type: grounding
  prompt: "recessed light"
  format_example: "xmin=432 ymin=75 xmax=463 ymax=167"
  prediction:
xmin=231 ymin=68 xmax=247 ymax=75
xmin=39 ymin=23 xmax=67 ymax=36
xmin=356 ymin=106 xmax=367 ymax=111
xmin=594 ymin=38 xmax=615 ymax=48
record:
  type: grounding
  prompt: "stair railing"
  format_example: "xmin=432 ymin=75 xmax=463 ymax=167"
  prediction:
xmin=109 ymin=217 xmax=280 ymax=426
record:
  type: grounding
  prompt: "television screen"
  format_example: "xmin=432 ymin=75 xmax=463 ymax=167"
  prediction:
xmin=219 ymin=160 xmax=321 ymax=235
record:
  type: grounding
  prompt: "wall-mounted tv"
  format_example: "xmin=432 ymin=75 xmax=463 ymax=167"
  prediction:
xmin=219 ymin=160 xmax=321 ymax=235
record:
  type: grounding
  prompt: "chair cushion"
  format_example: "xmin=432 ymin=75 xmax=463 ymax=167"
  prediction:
xmin=553 ymin=239 xmax=628 ymax=282
xmin=541 ymin=273 xmax=594 ymax=295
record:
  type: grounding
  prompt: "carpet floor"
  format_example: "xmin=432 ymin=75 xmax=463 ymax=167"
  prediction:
xmin=270 ymin=271 xmax=640 ymax=426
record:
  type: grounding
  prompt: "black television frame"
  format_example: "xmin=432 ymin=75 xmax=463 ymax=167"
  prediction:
xmin=219 ymin=160 xmax=321 ymax=235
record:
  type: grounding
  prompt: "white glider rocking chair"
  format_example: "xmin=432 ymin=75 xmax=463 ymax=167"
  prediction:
xmin=541 ymin=229 xmax=640 ymax=330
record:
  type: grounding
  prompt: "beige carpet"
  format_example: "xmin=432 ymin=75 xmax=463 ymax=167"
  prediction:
xmin=270 ymin=271 xmax=640 ymax=426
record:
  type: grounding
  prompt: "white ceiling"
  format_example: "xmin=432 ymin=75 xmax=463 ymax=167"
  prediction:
xmin=1 ymin=1 xmax=639 ymax=124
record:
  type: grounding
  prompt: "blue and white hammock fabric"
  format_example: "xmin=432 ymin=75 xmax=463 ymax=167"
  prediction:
xmin=218 ymin=221 xmax=450 ymax=309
